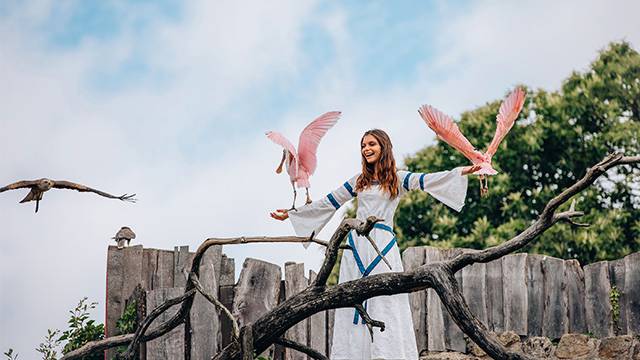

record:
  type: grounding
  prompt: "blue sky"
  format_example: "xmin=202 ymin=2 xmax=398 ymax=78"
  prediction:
xmin=1 ymin=0 xmax=639 ymax=357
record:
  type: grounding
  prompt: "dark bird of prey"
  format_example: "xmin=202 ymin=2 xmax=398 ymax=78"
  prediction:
xmin=0 ymin=178 xmax=137 ymax=213
xmin=113 ymin=226 xmax=136 ymax=249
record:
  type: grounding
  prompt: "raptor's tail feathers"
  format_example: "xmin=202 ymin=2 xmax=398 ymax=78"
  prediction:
xmin=19 ymin=189 xmax=39 ymax=203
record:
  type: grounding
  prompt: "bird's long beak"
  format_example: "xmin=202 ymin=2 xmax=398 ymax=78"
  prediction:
xmin=276 ymin=150 xmax=286 ymax=174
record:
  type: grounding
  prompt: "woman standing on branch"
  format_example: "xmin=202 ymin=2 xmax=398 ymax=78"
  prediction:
xmin=271 ymin=129 xmax=479 ymax=360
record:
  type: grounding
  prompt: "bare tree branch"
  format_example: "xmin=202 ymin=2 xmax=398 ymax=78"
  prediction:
xmin=189 ymin=272 xmax=239 ymax=339
xmin=555 ymin=210 xmax=590 ymax=227
xmin=354 ymin=303 xmax=385 ymax=342
xmin=201 ymin=235 xmax=352 ymax=249
xmin=364 ymin=234 xmax=392 ymax=270
xmin=616 ymin=155 xmax=639 ymax=165
xmin=121 ymin=289 xmax=196 ymax=359
xmin=273 ymin=338 xmax=329 ymax=360
xmin=314 ymin=216 xmax=381 ymax=287
xmin=60 ymin=334 xmax=133 ymax=359
xmin=430 ymin=264 xmax=532 ymax=360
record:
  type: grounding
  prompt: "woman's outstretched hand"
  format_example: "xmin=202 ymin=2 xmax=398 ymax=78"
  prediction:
xmin=270 ymin=209 xmax=289 ymax=221
xmin=461 ymin=164 xmax=482 ymax=176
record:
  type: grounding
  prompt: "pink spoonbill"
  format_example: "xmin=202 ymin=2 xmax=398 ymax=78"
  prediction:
xmin=418 ymin=88 xmax=526 ymax=196
xmin=266 ymin=111 xmax=341 ymax=210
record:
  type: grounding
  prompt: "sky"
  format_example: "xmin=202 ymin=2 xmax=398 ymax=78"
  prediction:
xmin=1 ymin=0 xmax=639 ymax=356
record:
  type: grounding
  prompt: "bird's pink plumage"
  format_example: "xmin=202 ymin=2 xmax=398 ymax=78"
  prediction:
xmin=266 ymin=131 xmax=298 ymax=178
xmin=297 ymin=111 xmax=341 ymax=176
xmin=266 ymin=111 xmax=340 ymax=190
xmin=418 ymin=88 xmax=526 ymax=176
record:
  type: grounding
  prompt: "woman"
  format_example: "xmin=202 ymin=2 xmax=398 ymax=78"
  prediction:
xmin=271 ymin=129 xmax=479 ymax=360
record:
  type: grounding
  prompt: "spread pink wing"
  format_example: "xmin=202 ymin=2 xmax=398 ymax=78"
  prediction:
xmin=418 ymin=105 xmax=485 ymax=164
xmin=485 ymin=88 xmax=526 ymax=157
xmin=266 ymin=131 xmax=298 ymax=177
xmin=297 ymin=111 xmax=341 ymax=175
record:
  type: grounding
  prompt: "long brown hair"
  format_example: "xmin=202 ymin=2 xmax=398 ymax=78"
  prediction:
xmin=355 ymin=129 xmax=399 ymax=198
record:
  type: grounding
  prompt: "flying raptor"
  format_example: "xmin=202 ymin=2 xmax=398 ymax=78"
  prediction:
xmin=0 ymin=178 xmax=137 ymax=213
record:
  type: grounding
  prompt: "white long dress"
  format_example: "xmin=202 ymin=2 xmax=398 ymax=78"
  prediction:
xmin=289 ymin=168 xmax=468 ymax=360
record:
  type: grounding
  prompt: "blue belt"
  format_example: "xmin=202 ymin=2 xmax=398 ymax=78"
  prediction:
xmin=348 ymin=223 xmax=397 ymax=324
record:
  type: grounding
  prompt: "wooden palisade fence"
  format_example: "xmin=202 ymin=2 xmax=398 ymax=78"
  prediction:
xmin=105 ymin=244 xmax=640 ymax=359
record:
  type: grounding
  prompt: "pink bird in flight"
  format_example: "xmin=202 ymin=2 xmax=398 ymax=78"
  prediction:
xmin=266 ymin=111 xmax=341 ymax=210
xmin=418 ymin=88 xmax=526 ymax=196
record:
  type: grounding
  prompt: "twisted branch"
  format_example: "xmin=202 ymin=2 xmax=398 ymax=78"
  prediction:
xmin=314 ymin=216 xmax=381 ymax=287
xmin=273 ymin=338 xmax=329 ymax=360
xmin=121 ymin=289 xmax=196 ymax=358
xmin=201 ymin=235 xmax=352 ymax=249
xmin=190 ymin=272 xmax=239 ymax=339
xmin=354 ymin=303 xmax=385 ymax=342
xmin=430 ymin=264 xmax=531 ymax=360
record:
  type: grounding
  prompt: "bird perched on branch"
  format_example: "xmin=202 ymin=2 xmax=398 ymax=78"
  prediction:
xmin=0 ymin=178 xmax=137 ymax=212
xmin=418 ymin=88 xmax=526 ymax=196
xmin=113 ymin=226 xmax=136 ymax=249
xmin=266 ymin=111 xmax=341 ymax=210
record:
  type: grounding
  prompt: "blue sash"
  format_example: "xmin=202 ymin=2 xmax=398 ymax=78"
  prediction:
xmin=347 ymin=223 xmax=397 ymax=324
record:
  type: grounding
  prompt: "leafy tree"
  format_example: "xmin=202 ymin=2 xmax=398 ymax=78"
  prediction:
xmin=395 ymin=41 xmax=640 ymax=265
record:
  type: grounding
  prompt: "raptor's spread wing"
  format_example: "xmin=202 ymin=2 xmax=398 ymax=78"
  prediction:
xmin=0 ymin=180 xmax=38 ymax=193
xmin=53 ymin=181 xmax=136 ymax=202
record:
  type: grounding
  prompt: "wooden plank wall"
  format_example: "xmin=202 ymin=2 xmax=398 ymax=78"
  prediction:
xmin=105 ymin=244 xmax=222 ymax=359
xmin=400 ymin=247 xmax=640 ymax=354
xmin=106 ymin=245 xmax=640 ymax=358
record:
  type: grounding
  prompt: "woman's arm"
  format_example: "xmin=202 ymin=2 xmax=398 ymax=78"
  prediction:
xmin=270 ymin=174 xmax=359 ymax=242
xmin=398 ymin=165 xmax=479 ymax=212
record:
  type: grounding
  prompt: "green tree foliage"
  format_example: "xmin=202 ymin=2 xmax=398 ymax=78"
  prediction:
xmin=5 ymin=298 xmax=105 ymax=360
xmin=396 ymin=42 xmax=640 ymax=265
xmin=116 ymin=300 xmax=138 ymax=335
xmin=35 ymin=329 xmax=62 ymax=360
xmin=58 ymin=297 xmax=105 ymax=359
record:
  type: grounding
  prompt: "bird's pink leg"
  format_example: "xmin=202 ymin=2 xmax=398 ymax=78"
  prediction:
xmin=305 ymin=188 xmax=312 ymax=205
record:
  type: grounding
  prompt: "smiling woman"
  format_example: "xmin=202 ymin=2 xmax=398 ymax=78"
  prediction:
xmin=271 ymin=128 xmax=478 ymax=360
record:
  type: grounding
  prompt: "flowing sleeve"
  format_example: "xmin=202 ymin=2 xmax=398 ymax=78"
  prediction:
xmin=289 ymin=174 xmax=359 ymax=247
xmin=398 ymin=167 xmax=468 ymax=212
